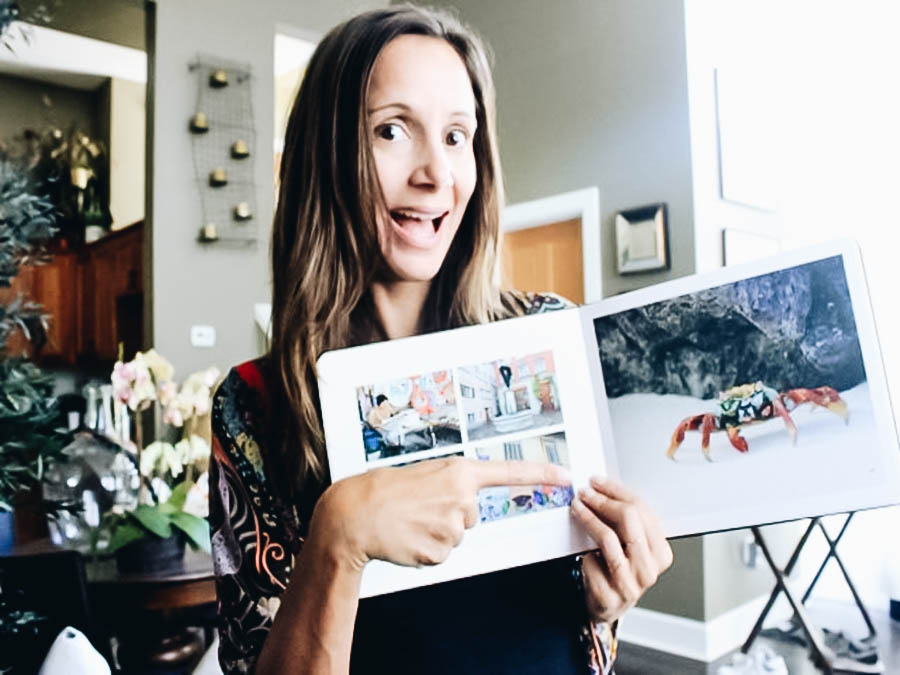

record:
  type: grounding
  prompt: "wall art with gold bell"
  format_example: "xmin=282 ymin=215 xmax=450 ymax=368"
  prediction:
xmin=209 ymin=168 xmax=228 ymax=187
xmin=189 ymin=112 xmax=209 ymax=134
xmin=198 ymin=223 xmax=219 ymax=242
xmin=209 ymin=69 xmax=228 ymax=88
xmin=189 ymin=54 xmax=258 ymax=244
xmin=231 ymin=140 xmax=250 ymax=159
xmin=233 ymin=202 xmax=252 ymax=221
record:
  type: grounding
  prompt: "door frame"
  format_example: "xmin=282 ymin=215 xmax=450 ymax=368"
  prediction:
xmin=501 ymin=186 xmax=602 ymax=303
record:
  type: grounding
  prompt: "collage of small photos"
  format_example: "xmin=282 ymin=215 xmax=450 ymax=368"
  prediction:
xmin=355 ymin=350 xmax=573 ymax=524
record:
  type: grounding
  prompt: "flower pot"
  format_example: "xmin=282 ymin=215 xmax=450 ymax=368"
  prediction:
xmin=115 ymin=532 xmax=186 ymax=574
xmin=0 ymin=510 xmax=13 ymax=555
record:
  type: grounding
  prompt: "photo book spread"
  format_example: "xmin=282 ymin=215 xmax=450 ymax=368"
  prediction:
xmin=317 ymin=240 xmax=900 ymax=598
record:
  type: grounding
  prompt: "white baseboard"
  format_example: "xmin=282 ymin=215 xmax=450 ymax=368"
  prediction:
xmin=617 ymin=594 xmax=794 ymax=662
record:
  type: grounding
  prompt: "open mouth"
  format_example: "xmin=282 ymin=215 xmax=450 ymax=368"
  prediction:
xmin=390 ymin=210 xmax=448 ymax=231
xmin=389 ymin=209 xmax=449 ymax=247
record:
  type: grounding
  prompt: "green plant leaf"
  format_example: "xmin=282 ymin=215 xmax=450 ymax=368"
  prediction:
xmin=167 ymin=479 xmax=192 ymax=512
xmin=131 ymin=505 xmax=173 ymax=538
xmin=106 ymin=521 xmax=146 ymax=554
xmin=170 ymin=511 xmax=210 ymax=553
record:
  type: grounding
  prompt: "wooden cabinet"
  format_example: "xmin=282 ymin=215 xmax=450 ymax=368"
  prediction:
xmin=0 ymin=223 xmax=144 ymax=368
xmin=0 ymin=251 xmax=81 ymax=364
xmin=80 ymin=223 xmax=144 ymax=364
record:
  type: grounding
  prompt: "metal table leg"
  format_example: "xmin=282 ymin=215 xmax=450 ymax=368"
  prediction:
xmin=740 ymin=513 xmax=883 ymax=673
xmin=800 ymin=514 xmax=877 ymax=642
xmin=742 ymin=524 xmax=837 ymax=672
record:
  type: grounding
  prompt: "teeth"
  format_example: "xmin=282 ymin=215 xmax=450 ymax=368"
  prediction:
xmin=393 ymin=210 xmax=443 ymax=221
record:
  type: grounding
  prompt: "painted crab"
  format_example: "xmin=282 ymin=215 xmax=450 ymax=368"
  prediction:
xmin=667 ymin=382 xmax=848 ymax=461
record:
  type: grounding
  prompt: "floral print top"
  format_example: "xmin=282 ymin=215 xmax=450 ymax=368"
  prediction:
xmin=210 ymin=292 xmax=617 ymax=674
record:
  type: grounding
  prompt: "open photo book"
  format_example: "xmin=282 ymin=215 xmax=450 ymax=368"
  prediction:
xmin=317 ymin=240 xmax=900 ymax=598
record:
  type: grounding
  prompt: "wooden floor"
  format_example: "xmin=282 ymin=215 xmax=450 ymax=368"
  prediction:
xmin=615 ymin=601 xmax=900 ymax=674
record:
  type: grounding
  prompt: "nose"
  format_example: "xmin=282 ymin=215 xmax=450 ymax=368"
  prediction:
xmin=410 ymin=136 xmax=453 ymax=190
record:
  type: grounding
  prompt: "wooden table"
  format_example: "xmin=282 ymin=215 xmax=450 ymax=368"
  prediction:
xmin=87 ymin=547 xmax=216 ymax=672
xmin=87 ymin=547 xmax=216 ymax=612
xmin=10 ymin=539 xmax=215 ymax=612
xmin=10 ymin=540 xmax=217 ymax=672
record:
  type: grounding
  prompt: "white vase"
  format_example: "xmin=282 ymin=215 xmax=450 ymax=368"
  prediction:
xmin=38 ymin=626 xmax=110 ymax=675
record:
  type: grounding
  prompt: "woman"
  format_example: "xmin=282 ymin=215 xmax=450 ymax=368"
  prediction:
xmin=210 ymin=6 xmax=673 ymax=674
xmin=365 ymin=395 xmax=397 ymax=429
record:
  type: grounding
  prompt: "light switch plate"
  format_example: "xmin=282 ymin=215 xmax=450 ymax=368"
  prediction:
xmin=190 ymin=324 xmax=216 ymax=348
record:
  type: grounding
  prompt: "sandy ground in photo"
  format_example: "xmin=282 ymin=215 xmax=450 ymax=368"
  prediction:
xmin=608 ymin=383 xmax=882 ymax=525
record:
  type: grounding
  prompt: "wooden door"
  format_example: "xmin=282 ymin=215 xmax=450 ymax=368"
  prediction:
xmin=500 ymin=218 xmax=584 ymax=304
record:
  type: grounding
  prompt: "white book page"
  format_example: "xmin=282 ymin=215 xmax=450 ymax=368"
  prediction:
xmin=318 ymin=308 xmax=606 ymax=597
xmin=579 ymin=239 xmax=900 ymax=538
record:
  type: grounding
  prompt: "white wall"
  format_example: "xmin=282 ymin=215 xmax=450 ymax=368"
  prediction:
xmin=686 ymin=0 xmax=900 ymax=616
xmin=684 ymin=1 xmax=783 ymax=275
xmin=108 ymin=78 xmax=145 ymax=230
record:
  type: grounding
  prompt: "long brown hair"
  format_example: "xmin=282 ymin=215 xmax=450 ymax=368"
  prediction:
xmin=269 ymin=5 xmax=511 ymax=500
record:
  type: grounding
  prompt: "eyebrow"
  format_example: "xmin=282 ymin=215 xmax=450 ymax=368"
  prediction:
xmin=367 ymin=102 xmax=476 ymax=120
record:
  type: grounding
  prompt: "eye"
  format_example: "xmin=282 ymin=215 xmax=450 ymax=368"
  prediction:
xmin=375 ymin=123 xmax=408 ymax=142
xmin=446 ymin=128 xmax=469 ymax=147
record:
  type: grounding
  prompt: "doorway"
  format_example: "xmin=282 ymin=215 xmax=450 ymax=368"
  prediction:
xmin=500 ymin=187 xmax=601 ymax=304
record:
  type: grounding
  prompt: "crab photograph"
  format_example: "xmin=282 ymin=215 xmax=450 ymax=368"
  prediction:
xmin=666 ymin=381 xmax=849 ymax=461
xmin=592 ymin=254 xmax=883 ymax=523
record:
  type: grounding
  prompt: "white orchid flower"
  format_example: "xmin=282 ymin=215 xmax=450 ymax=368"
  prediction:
xmin=143 ymin=348 xmax=175 ymax=383
xmin=161 ymin=442 xmax=185 ymax=479
xmin=184 ymin=435 xmax=211 ymax=463
xmin=158 ymin=380 xmax=177 ymax=407
xmin=140 ymin=441 xmax=164 ymax=477
xmin=183 ymin=471 xmax=209 ymax=518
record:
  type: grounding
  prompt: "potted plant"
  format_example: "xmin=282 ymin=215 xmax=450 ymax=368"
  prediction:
xmin=102 ymin=478 xmax=209 ymax=573
xmin=0 ymin=158 xmax=68 ymax=553
xmin=96 ymin=351 xmax=217 ymax=572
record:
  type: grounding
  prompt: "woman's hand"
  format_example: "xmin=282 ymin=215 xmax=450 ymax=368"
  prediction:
xmin=571 ymin=477 xmax=673 ymax=624
xmin=310 ymin=456 xmax=571 ymax=572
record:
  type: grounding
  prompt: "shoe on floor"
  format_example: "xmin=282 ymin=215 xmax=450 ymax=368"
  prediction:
xmin=717 ymin=645 xmax=789 ymax=675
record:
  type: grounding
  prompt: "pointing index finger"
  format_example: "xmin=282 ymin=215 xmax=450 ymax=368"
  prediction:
xmin=473 ymin=460 xmax=571 ymax=489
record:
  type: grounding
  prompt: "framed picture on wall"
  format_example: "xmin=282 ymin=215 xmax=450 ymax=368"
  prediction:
xmin=615 ymin=203 xmax=669 ymax=274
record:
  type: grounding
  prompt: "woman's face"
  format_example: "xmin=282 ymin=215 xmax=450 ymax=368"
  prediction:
xmin=367 ymin=34 xmax=478 ymax=282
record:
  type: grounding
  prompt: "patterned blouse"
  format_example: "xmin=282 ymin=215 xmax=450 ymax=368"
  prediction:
xmin=210 ymin=292 xmax=618 ymax=674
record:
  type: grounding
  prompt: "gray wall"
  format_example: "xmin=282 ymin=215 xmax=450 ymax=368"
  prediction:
xmin=151 ymin=0 xmax=385 ymax=377
xmin=19 ymin=0 xmax=146 ymax=50
xmin=428 ymin=0 xmax=696 ymax=298
xmin=639 ymin=537 xmax=705 ymax=621
xmin=0 ymin=72 xmax=100 ymax=143
xmin=702 ymin=523 xmax=807 ymax=621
